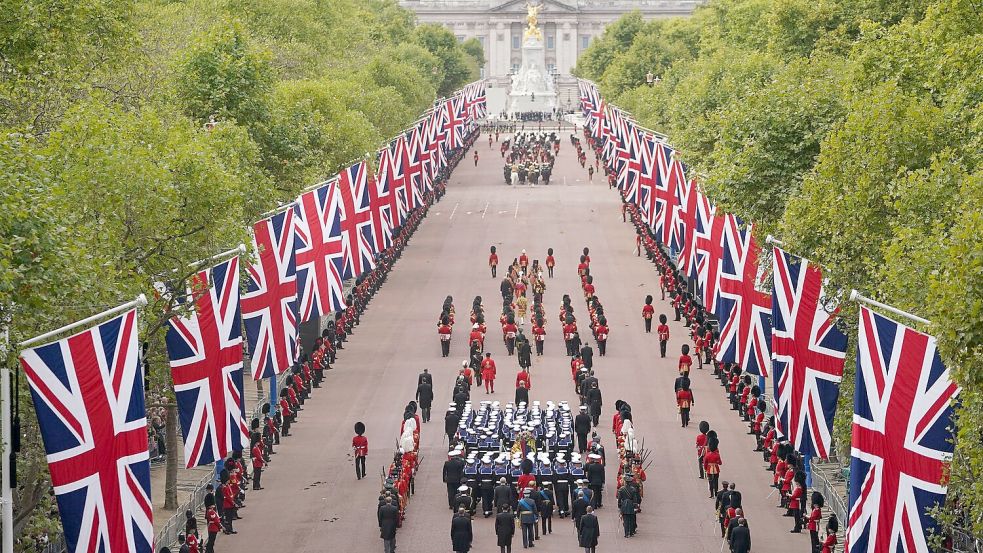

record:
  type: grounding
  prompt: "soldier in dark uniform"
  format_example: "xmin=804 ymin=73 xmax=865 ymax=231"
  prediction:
xmin=443 ymin=452 xmax=466 ymax=510
xmin=538 ymin=483 xmax=555 ymax=535
xmin=418 ymin=368 xmax=433 ymax=387
xmin=586 ymin=454 xmax=605 ymax=508
xmin=517 ymin=332 xmax=532 ymax=371
xmin=454 ymin=484 xmax=475 ymax=516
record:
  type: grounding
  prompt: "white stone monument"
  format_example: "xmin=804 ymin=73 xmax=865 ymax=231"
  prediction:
xmin=507 ymin=3 xmax=557 ymax=114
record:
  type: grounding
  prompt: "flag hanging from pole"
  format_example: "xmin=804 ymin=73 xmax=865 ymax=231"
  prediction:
xmin=20 ymin=308 xmax=154 ymax=553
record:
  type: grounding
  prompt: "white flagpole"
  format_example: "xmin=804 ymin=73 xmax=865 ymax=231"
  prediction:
xmin=1 ymin=312 xmax=11 ymax=553
xmin=187 ymin=244 xmax=246 ymax=271
xmin=849 ymin=290 xmax=931 ymax=326
xmin=18 ymin=294 xmax=149 ymax=349
xmin=259 ymin=201 xmax=296 ymax=219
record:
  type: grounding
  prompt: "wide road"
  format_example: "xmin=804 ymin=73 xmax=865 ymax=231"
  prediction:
xmin=229 ymin=129 xmax=802 ymax=553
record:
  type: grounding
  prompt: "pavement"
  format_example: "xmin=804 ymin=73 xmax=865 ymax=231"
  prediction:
xmin=220 ymin=131 xmax=809 ymax=553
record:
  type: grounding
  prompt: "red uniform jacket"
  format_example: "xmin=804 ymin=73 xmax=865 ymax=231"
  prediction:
xmin=562 ymin=323 xmax=577 ymax=340
xmin=821 ymin=533 xmax=837 ymax=553
xmin=438 ymin=324 xmax=452 ymax=341
xmin=807 ymin=506 xmax=821 ymax=532
xmin=222 ymin=483 xmax=236 ymax=509
xmin=279 ymin=397 xmax=292 ymax=418
xmin=676 ymin=389 xmax=694 ymax=409
xmin=516 ymin=371 xmax=531 ymax=390
xmin=352 ymin=435 xmax=368 ymax=457
xmin=206 ymin=507 xmax=222 ymax=533
xmin=583 ymin=283 xmax=595 ymax=297
xmin=612 ymin=412 xmax=623 ymax=435
xmin=678 ymin=354 xmax=692 ymax=373
xmin=519 ymin=254 xmax=528 ymax=267
xmin=481 ymin=364 xmax=496 ymax=382
xmin=503 ymin=323 xmax=518 ymax=339
xmin=703 ymin=450 xmax=722 ymax=474
xmin=642 ymin=304 xmax=654 ymax=320
xmin=517 ymin=473 xmax=536 ymax=492
xmin=657 ymin=324 xmax=669 ymax=341
xmin=789 ymin=485 xmax=804 ymax=510
xmin=595 ymin=325 xmax=608 ymax=341
xmin=696 ymin=433 xmax=708 ymax=458
xmin=489 ymin=253 xmax=498 ymax=266
xmin=546 ymin=255 xmax=555 ymax=268
xmin=532 ymin=325 xmax=546 ymax=341
xmin=251 ymin=444 xmax=264 ymax=469
xmin=469 ymin=330 xmax=484 ymax=347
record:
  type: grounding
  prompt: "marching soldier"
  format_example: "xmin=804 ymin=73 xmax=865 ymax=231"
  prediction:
xmin=443 ymin=451 xmax=466 ymax=509
xmin=489 ymin=246 xmax=499 ymax=278
xmin=704 ymin=436 xmax=723 ymax=498
xmin=642 ymin=295 xmax=654 ymax=333
xmin=676 ymin=381 xmax=694 ymax=428
xmin=532 ymin=316 xmax=546 ymax=356
xmin=595 ymin=317 xmax=609 ymax=357
xmin=575 ymin=406 xmax=592 ymax=453
xmin=416 ymin=379 xmax=434 ymax=423
xmin=657 ymin=314 xmax=669 ymax=358
xmin=481 ymin=353 xmax=497 ymax=394
xmin=438 ymin=316 xmax=452 ymax=357
xmin=352 ymin=422 xmax=368 ymax=480
xmin=546 ymin=248 xmax=555 ymax=278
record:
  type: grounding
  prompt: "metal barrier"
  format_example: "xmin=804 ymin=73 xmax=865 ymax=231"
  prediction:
xmin=810 ymin=456 xmax=849 ymax=527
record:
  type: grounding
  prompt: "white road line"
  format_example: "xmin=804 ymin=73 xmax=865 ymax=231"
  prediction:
xmin=514 ymin=200 xmax=519 ymax=219
xmin=448 ymin=202 xmax=459 ymax=220
xmin=482 ymin=201 xmax=489 ymax=218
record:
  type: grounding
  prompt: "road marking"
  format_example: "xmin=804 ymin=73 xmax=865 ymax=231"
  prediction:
xmin=448 ymin=202 xmax=459 ymax=220
xmin=498 ymin=211 xmax=509 ymax=214
xmin=466 ymin=211 xmax=472 ymax=215
xmin=482 ymin=201 xmax=489 ymax=218
xmin=514 ymin=200 xmax=519 ymax=219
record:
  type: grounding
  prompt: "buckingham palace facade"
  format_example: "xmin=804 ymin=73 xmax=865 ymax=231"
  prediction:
xmin=399 ymin=0 xmax=704 ymax=87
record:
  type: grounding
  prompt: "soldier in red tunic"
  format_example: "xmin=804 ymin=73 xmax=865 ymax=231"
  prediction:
xmin=696 ymin=421 xmax=710 ymax=479
xmin=489 ymin=246 xmax=499 ymax=278
xmin=250 ymin=434 xmax=265 ymax=490
xmin=481 ymin=353 xmax=497 ymax=394
xmin=352 ymin=421 xmax=368 ymax=480
xmin=678 ymin=344 xmax=693 ymax=378
xmin=642 ymin=295 xmax=654 ymax=333
xmin=532 ymin=317 xmax=546 ymax=356
xmin=808 ymin=492 xmax=824 ymax=549
xmin=594 ymin=317 xmax=608 ymax=357
xmin=545 ymin=248 xmax=555 ymax=278
xmin=657 ymin=314 xmax=669 ymax=357
xmin=703 ymin=435 xmax=722 ymax=498
xmin=438 ymin=316 xmax=453 ymax=357
xmin=676 ymin=381 xmax=694 ymax=428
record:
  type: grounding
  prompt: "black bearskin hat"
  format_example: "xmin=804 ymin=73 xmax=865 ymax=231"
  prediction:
xmin=355 ymin=422 xmax=366 ymax=435
xmin=699 ymin=421 xmax=710 ymax=434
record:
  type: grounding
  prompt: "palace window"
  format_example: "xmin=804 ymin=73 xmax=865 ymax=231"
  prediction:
xmin=512 ymin=35 xmax=520 ymax=49
xmin=547 ymin=35 xmax=554 ymax=49
xmin=581 ymin=35 xmax=590 ymax=49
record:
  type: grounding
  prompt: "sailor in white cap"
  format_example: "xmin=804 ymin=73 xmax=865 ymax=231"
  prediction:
xmin=453 ymin=484 xmax=475 ymax=516
xmin=443 ymin=449 xmax=467 ymax=509
xmin=575 ymin=405 xmax=592 ymax=453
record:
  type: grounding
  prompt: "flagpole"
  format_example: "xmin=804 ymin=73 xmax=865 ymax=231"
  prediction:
xmin=187 ymin=244 xmax=247 ymax=271
xmin=848 ymin=290 xmax=931 ymax=326
xmin=18 ymin=294 xmax=149 ymax=349
xmin=1 ymin=314 xmax=12 ymax=553
xmin=259 ymin=201 xmax=296 ymax=219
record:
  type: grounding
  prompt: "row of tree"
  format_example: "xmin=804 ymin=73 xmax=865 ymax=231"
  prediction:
xmin=574 ymin=0 xmax=981 ymax=541
xmin=0 ymin=0 xmax=483 ymax=548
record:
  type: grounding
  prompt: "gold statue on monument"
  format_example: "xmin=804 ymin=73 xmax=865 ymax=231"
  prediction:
xmin=523 ymin=2 xmax=543 ymax=42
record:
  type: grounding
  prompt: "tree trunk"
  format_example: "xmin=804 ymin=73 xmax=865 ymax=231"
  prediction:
xmin=164 ymin=403 xmax=178 ymax=509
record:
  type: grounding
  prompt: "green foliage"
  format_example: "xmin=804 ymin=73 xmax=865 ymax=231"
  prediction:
xmin=411 ymin=24 xmax=478 ymax=96
xmin=0 ymin=0 xmax=475 ymax=547
xmin=461 ymin=37 xmax=486 ymax=68
xmin=594 ymin=0 xmax=983 ymax=538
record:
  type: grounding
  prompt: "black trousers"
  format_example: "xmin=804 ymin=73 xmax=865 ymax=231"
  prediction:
xmin=698 ymin=455 xmax=705 ymax=478
xmin=659 ymin=340 xmax=667 ymax=358
xmin=441 ymin=340 xmax=450 ymax=357
xmin=791 ymin=507 xmax=802 ymax=532
xmin=481 ymin=488 xmax=494 ymax=514
xmin=708 ymin=474 xmax=719 ymax=497
xmin=421 ymin=407 xmax=431 ymax=422
xmin=547 ymin=266 xmax=553 ymax=278
xmin=644 ymin=318 xmax=652 ymax=332
xmin=355 ymin=456 xmax=366 ymax=479
xmin=535 ymin=340 xmax=543 ymax=355
xmin=810 ymin=530 xmax=820 ymax=552
xmin=577 ymin=433 xmax=588 ymax=453
xmin=541 ymin=513 xmax=552 ymax=534
xmin=598 ymin=341 xmax=606 ymax=356
xmin=623 ymin=513 xmax=636 ymax=536
xmin=205 ymin=532 xmax=217 ymax=553
xmin=492 ymin=265 xmax=497 ymax=277
xmin=506 ymin=338 xmax=515 ymax=355
xmin=252 ymin=467 xmax=262 ymax=489
xmin=447 ymin=482 xmax=459 ymax=508
xmin=674 ymin=306 xmax=681 ymax=321
xmin=680 ymin=407 xmax=690 ymax=427
xmin=589 ymin=484 xmax=602 ymax=507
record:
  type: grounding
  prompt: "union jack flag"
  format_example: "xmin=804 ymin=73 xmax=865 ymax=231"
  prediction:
xmin=690 ymin=192 xmax=725 ymax=310
xmin=166 ymin=257 xmax=250 ymax=468
xmin=713 ymin=215 xmax=772 ymax=376
xmin=405 ymin=124 xmax=428 ymax=209
xmin=443 ymin=95 xmax=466 ymax=149
xmin=636 ymin=132 xmax=659 ymax=220
xmin=243 ymin=210 xmax=299 ymax=381
xmin=366 ymin=169 xmax=394 ymax=251
xmin=294 ymin=179 xmax=346 ymax=321
xmin=462 ymin=80 xmax=487 ymax=119
xmin=653 ymin=145 xmax=686 ymax=251
xmin=376 ymin=140 xmax=408 ymax=231
xmin=771 ymin=247 xmax=847 ymax=458
xmin=578 ymin=79 xmax=599 ymax=119
xmin=846 ymin=307 xmax=959 ymax=553
xmin=20 ymin=308 xmax=154 ymax=553
xmin=424 ymin=105 xmax=446 ymax=180
xmin=675 ymin=177 xmax=701 ymax=275
xmin=618 ymin=125 xmax=643 ymax=205
xmin=337 ymin=161 xmax=378 ymax=278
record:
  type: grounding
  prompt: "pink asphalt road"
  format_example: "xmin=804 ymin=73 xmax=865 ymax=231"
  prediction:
xmin=227 ymin=132 xmax=805 ymax=553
